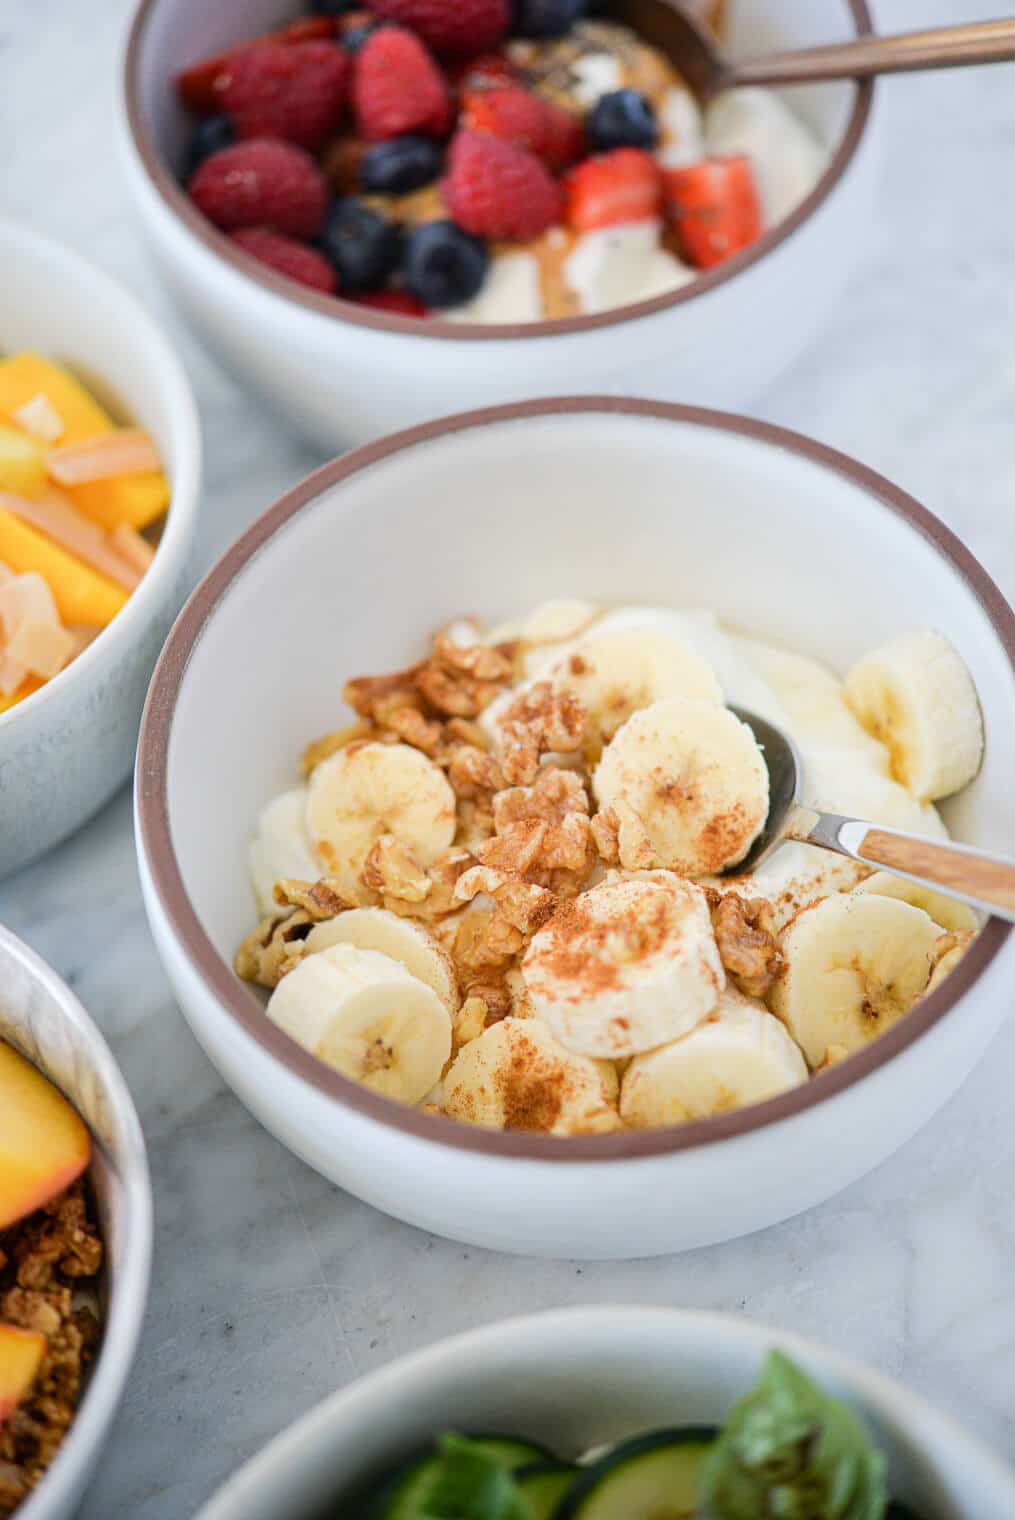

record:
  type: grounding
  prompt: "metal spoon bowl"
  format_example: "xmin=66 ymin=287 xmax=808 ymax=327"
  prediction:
xmin=731 ymin=707 xmax=1015 ymax=925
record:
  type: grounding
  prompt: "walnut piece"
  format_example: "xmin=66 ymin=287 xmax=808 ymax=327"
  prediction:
xmin=363 ymin=835 xmax=432 ymax=903
xmin=496 ymin=682 xmax=586 ymax=785
xmin=235 ymin=911 xmax=312 ymax=988
xmin=455 ymin=864 xmax=557 ymax=936
xmin=446 ymin=744 xmax=502 ymax=800
xmin=272 ymin=877 xmax=354 ymax=920
xmin=712 ymin=892 xmax=783 ymax=999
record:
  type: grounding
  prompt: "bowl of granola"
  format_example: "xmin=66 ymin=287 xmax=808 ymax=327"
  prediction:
xmin=119 ymin=0 xmax=878 ymax=448
xmin=0 ymin=925 xmax=152 ymax=1520
xmin=194 ymin=1307 xmax=1015 ymax=1520
xmin=135 ymin=397 xmax=1015 ymax=1259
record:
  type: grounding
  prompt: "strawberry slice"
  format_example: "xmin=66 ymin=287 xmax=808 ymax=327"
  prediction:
xmin=448 ymin=51 xmax=517 ymax=92
xmin=663 ymin=155 xmax=762 ymax=269
xmin=563 ymin=148 xmax=662 ymax=232
xmin=176 ymin=16 xmax=338 ymax=115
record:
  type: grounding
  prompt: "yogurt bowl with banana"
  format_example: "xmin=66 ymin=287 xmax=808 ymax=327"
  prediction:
xmin=136 ymin=398 xmax=1015 ymax=1258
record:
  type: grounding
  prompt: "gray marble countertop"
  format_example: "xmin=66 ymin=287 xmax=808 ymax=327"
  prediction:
xmin=4 ymin=0 xmax=1015 ymax=1514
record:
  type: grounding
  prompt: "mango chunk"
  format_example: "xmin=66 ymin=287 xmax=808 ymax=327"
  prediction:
xmin=0 ymin=511 xmax=127 ymax=627
xmin=0 ymin=1040 xmax=90 ymax=1231
xmin=0 ymin=354 xmax=169 ymax=532
xmin=0 ymin=1324 xmax=46 ymax=1427
xmin=0 ymin=676 xmax=42 ymax=715
xmin=0 ymin=425 xmax=46 ymax=499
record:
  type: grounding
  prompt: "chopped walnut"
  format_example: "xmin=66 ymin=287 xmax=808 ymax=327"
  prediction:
xmin=272 ymin=877 xmax=354 ymax=920
xmin=446 ymin=744 xmax=502 ymax=800
xmin=235 ymin=911 xmax=312 ymax=988
xmin=465 ymin=978 xmax=513 ymax=1024
xmin=592 ymin=802 xmax=657 ymax=870
xmin=452 ymin=910 xmax=524 ymax=978
xmin=453 ymin=995 xmax=488 ymax=1052
xmin=478 ymin=819 xmax=549 ymax=877
xmin=301 ymin=720 xmax=375 ymax=775
xmin=344 ymin=666 xmax=425 ymax=722
xmin=496 ymin=682 xmax=586 ymax=785
xmin=432 ymin=635 xmax=513 ymax=683
xmin=712 ymin=892 xmax=783 ymax=999
xmin=493 ymin=769 xmax=592 ymax=873
xmin=363 ymin=835 xmax=432 ymax=903
xmin=384 ymin=706 xmax=444 ymax=755
xmin=455 ymin=864 xmax=558 ymax=936
xmin=455 ymin=798 xmax=496 ymax=851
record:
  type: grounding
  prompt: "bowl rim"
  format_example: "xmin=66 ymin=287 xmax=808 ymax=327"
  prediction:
xmin=0 ymin=218 xmax=202 ymax=736
xmin=135 ymin=395 xmax=1015 ymax=1163
xmin=0 ymin=924 xmax=154 ymax=1520
xmin=122 ymin=0 xmax=874 ymax=342
xmin=194 ymin=1304 xmax=1015 ymax=1518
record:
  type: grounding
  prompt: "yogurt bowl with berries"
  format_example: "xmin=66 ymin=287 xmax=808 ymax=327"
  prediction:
xmin=135 ymin=399 xmax=1015 ymax=1260
xmin=121 ymin=0 xmax=878 ymax=448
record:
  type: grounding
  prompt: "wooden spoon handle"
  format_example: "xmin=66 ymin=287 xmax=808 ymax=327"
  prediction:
xmin=857 ymin=827 xmax=1015 ymax=921
xmin=727 ymin=19 xmax=1015 ymax=88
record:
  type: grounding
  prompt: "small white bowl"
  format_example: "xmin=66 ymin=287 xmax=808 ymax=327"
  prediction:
xmin=193 ymin=1306 xmax=1015 ymax=1520
xmin=135 ymin=398 xmax=1015 ymax=1260
xmin=0 ymin=924 xmax=153 ymax=1520
xmin=0 ymin=221 xmax=202 ymax=878
xmin=119 ymin=0 xmax=880 ymax=450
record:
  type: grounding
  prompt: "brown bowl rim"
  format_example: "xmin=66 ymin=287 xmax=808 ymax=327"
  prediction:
xmin=136 ymin=396 xmax=1015 ymax=1162
xmin=123 ymin=0 xmax=874 ymax=342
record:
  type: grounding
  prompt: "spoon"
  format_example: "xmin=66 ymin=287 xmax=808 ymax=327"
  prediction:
xmin=731 ymin=708 xmax=1015 ymax=925
xmin=616 ymin=3 xmax=1015 ymax=99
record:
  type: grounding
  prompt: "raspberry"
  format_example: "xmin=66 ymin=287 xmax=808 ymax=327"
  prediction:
xmin=175 ymin=18 xmax=338 ymax=115
xmin=353 ymin=28 xmax=450 ymax=141
xmin=540 ymin=101 xmax=586 ymax=171
xmin=461 ymin=86 xmax=548 ymax=156
xmin=231 ymin=228 xmax=338 ymax=293
xmin=221 ymin=40 xmax=349 ymax=152
xmin=370 ymin=0 xmax=510 ymax=57
xmin=443 ymin=129 xmax=562 ymax=241
xmin=188 ymin=139 xmax=328 ymax=239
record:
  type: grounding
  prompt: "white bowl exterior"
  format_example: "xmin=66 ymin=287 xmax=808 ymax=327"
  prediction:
xmin=194 ymin=1308 xmax=1015 ymax=1520
xmin=0 ymin=222 xmax=201 ymax=877
xmin=139 ymin=407 xmax=1015 ymax=1259
xmin=119 ymin=0 xmax=879 ymax=450
xmin=0 ymin=927 xmax=153 ymax=1520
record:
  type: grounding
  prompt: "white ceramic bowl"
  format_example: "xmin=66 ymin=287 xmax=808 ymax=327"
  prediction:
xmin=135 ymin=398 xmax=1015 ymax=1260
xmin=0 ymin=221 xmax=201 ymax=878
xmin=0 ymin=924 xmax=153 ymax=1520
xmin=194 ymin=1306 xmax=1015 ymax=1519
xmin=119 ymin=0 xmax=879 ymax=450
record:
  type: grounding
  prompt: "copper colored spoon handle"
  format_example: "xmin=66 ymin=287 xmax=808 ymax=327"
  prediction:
xmin=725 ymin=17 xmax=1015 ymax=88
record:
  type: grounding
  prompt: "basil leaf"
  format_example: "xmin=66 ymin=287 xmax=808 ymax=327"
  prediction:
xmin=420 ymin=1434 xmax=529 ymax=1520
xmin=701 ymin=1351 xmax=887 ymax=1520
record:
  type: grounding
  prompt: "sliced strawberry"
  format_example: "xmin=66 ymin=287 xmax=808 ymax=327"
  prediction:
xmin=353 ymin=27 xmax=450 ymax=141
xmin=176 ymin=17 xmax=338 ymax=115
xmin=448 ymin=51 xmax=517 ymax=92
xmin=563 ymin=148 xmax=662 ymax=232
xmin=461 ymin=86 xmax=547 ymax=155
xmin=351 ymin=289 xmax=430 ymax=315
xmin=443 ymin=129 xmax=561 ymax=240
xmin=664 ymin=154 xmax=762 ymax=269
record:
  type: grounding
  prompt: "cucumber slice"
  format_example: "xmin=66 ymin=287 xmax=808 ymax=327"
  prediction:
xmin=377 ymin=1435 xmax=556 ymax=1520
xmin=515 ymin=1462 xmax=579 ymax=1519
xmin=557 ymin=1428 xmax=716 ymax=1520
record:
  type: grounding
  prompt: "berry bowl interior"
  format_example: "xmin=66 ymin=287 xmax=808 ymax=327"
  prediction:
xmin=0 ymin=220 xmax=201 ymax=878
xmin=194 ymin=1307 xmax=1015 ymax=1520
xmin=119 ymin=0 xmax=878 ymax=449
xmin=136 ymin=398 xmax=1015 ymax=1260
xmin=0 ymin=925 xmax=152 ymax=1520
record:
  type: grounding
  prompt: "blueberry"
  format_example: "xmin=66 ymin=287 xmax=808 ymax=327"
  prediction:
xmin=586 ymin=89 xmax=657 ymax=152
xmin=342 ymin=20 xmax=379 ymax=51
xmin=360 ymin=136 xmax=443 ymax=196
xmin=183 ymin=114 xmax=234 ymax=178
xmin=405 ymin=221 xmax=488 ymax=309
xmin=309 ymin=0 xmax=356 ymax=13
xmin=320 ymin=199 xmax=404 ymax=293
xmin=512 ymin=0 xmax=588 ymax=39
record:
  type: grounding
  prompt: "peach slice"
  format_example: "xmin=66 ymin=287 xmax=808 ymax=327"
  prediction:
xmin=0 ymin=1041 xmax=90 ymax=1230
xmin=0 ymin=1325 xmax=46 ymax=1427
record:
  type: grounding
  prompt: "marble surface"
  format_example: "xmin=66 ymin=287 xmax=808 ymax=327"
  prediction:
xmin=3 ymin=0 xmax=1015 ymax=1514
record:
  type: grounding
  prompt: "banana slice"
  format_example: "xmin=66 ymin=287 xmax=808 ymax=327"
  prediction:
xmin=306 ymin=741 xmax=456 ymax=899
xmin=249 ymin=788 xmax=321 ymax=918
xmin=770 ymin=892 xmax=940 ymax=1068
xmin=594 ymin=697 xmax=769 ymax=875
xmin=266 ymin=943 xmax=452 ymax=1105
xmin=619 ymin=984 xmax=807 ymax=1129
xmin=305 ymin=907 xmax=460 ymax=1012
xmin=737 ymin=638 xmax=888 ymax=763
xmin=549 ymin=627 xmax=723 ymax=746
xmin=843 ymin=630 xmax=984 ymax=802
xmin=802 ymin=747 xmax=949 ymax=839
xmin=852 ymin=871 xmax=980 ymax=934
xmin=522 ymin=874 xmax=724 ymax=1058
xmin=441 ymin=1016 xmax=621 ymax=1135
